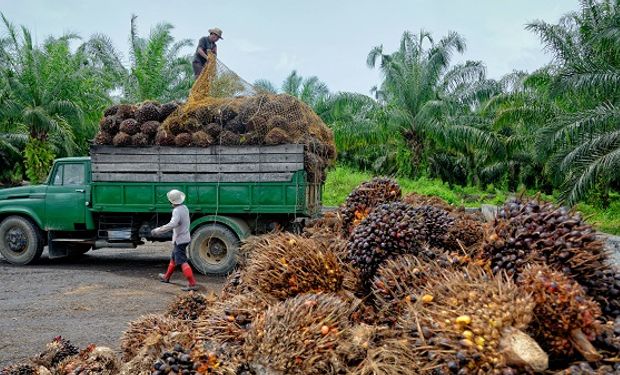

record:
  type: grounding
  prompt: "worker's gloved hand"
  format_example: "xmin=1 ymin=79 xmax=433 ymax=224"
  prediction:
xmin=151 ymin=228 xmax=161 ymax=236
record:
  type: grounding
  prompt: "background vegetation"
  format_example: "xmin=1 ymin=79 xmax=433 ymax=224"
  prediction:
xmin=0 ymin=2 xmax=618 ymax=231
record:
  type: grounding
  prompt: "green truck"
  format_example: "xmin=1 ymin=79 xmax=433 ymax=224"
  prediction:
xmin=0 ymin=144 xmax=321 ymax=274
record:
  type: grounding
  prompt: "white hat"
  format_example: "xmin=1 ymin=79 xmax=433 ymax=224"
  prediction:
xmin=167 ymin=189 xmax=186 ymax=205
xmin=209 ymin=27 xmax=223 ymax=39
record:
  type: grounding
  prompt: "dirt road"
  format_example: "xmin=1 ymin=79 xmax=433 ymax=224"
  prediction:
xmin=0 ymin=243 xmax=225 ymax=367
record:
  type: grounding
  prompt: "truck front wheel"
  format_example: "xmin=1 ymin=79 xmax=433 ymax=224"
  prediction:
xmin=0 ymin=216 xmax=44 ymax=265
xmin=189 ymin=223 xmax=239 ymax=275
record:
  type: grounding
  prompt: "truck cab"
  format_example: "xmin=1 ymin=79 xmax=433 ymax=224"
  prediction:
xmin=0 ymin=157 xmax=94 ymax=265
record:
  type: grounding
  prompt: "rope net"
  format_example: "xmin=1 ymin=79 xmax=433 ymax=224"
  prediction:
xmin=95 ymin=53 xmax=336 ymax=183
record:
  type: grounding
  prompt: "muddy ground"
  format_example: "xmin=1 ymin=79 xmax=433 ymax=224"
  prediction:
xmin=0 ymin=243 xmax=225 ymax=367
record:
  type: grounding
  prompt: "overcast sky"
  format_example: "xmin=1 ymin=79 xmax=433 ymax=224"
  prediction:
xmin=0 ymin=0 xmax=579 ymax=95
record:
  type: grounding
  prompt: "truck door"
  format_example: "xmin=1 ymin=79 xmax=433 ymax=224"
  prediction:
xmin=45 ymin=162 xmax=87 ymax=230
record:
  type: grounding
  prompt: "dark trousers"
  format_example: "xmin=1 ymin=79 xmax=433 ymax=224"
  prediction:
xmin=171 ymin=242 xmax=189 ymax=264
xmin=192 ymin=61 xmax=204 ymax=79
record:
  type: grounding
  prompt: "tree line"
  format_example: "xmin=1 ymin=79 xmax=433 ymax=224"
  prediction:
xmin=0 ymin=0 xmax=618 ymax=207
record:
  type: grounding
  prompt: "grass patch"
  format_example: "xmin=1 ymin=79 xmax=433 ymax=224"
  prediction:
xmin=324 ymin=165 xmax=505 ymax=207
xmin=324 ymin=165 xmax=620 ymax=235
xmin=575 ymin=200 xmax=620 ymax=235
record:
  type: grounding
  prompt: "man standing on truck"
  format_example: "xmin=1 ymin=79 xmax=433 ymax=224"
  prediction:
xmin=192 ymin=27 xmax=223 ymax=78
xmin=151 ymin=189 xmax=199 ymax=291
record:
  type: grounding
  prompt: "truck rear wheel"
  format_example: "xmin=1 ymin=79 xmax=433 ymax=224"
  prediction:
xmin=0 ymin=216 xmax=44 ymax=265
xmin=189 ymin=223 xmax=239 ymax=275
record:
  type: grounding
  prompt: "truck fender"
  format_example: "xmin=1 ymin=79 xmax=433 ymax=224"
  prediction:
xmin=0 ymin=208 xmax=45 ymax=230
xmin=190 ymin=215 xmax=250 ymax=241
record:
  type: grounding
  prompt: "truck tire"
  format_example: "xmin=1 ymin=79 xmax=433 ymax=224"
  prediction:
xmin=188 ymin=223 xmax=239 ymax=275
xmin=0 ymin=216 xmax=44 ymax=265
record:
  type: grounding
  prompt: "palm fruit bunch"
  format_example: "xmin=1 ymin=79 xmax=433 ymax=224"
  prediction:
xmin=400 ymin=265 xmax=549 ymax=374
xmin=218 ymin=130 xmax=241 ymax=145
xmin=402 ymin=192 xmax=454 ymax=212
xmin=481 ymin=198 xmax=620 ymax=318
xmin=371 ymin=255 xmax=446 ymax=325
xmin=518 ymin=265 xmax=602 ymax=363
xmin=0 ymin=363 xmax=48 ymax=375
xmin=190 ymin=339 xmax=246 ymax=375
xmin=55 ymin=345 xmax=119 ymax=375
xmin=120 ymin=314 xmax=187 ymax=362
xmin=213 ymin=107 xmax=237 ymax=125
xmin=191 ymin=130 xmax=212 ymax=147
xmin=204 ymin=123 xmax=222 ymax=139
xmin=93 ymin=131 xmax=112 ymax=145
xmin=155 ymin=129 xmax=175 ymax=146
xmin=594 ymin=317 xmax=620 ymax=357
xmin=140 ymin=121 xmax=160 ymax=138
xmin=135 ymin=102 xmax=160 ymax=124
xmin=238 ymin=233 xmax=344 ymax=300
xmin=194 ymin=294 xmax=273 ymax=346
xmin=301 ymin=211 xmax=344 ymax=243
xmin=554 ymin=362 xmax=620 ymax=374
xmin=151 ymin=344 xmax=196 ymax=375
xmin=119 ymin=331 xmax=194 ymax=375
xmin=159 ymin=102 xmax=179 ymax=122
xmin=243 ymin=293 xmax=351 ymax=375
xmin=339 ymin=178 xmax=402 ymax=235
xmin=174 ymin=132 xmax=193 ymax=147
xmin=112 ymin=132 xmax=132 ymax=146
xmin=443 ymin=212 xmax=485 ymax=251
xmin=264 ymin=127 xmax=291 ymax=145
xmin=347 ymin=201 xmax=453 ymax=288
xmin=119 ymin=118 xmax=140 ymax=135
xmin=166 ymin=292 xmax=216 ymax=321
xmin=419 ymin=205 xmax=455 ymax=248
xmin=98 ymin=116 xmax=118 ymax=135
xmin=340 ymin=324 xmax=421 ymax=375
xmin=94 ymin=101 xmax=180 ymax=146
xmin=35 ymin=336 xmax=79 ymax=368
xmin=131 ymin=133 xmax=149 ymax=146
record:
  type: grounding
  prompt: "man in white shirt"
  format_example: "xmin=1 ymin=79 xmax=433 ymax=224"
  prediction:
xmin=151 ymin=189 xmax=198 ymax=291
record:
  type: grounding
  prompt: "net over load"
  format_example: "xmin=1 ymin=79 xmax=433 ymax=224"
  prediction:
xmin=94 ymin=54 xmax=336 ymax=182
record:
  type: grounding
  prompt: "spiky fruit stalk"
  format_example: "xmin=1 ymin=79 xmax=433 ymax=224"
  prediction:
xmin=243 ymin=294 xmax=351 ymax=375
xmin=237 ymin=233 xmax=345 ymax=300
xmin=400 ymin=264 xmax=548 ymax=374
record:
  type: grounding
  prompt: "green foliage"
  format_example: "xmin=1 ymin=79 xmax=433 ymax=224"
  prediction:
xmin=0 ymin=12 xmax=111 ymax=157
xmin=251 ymin=70 xmax=330 ymax=109
xmin=86 ymin=15 xmax=193 ymax=103
xmin=575 ymin=196 xmax=620 ymax=235
xmin=23 ymin=137 xmax=54 ymax=183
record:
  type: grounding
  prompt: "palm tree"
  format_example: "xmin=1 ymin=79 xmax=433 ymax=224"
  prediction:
xmin=526 ymin=0 xmax=620 ymax=205
xmin=253 ymin=71 xmax=330 ymax=109
xmin=367 ymin=30 xmax=497 ymax=178
xmin=253 ymin=79 xmax=278 ymax=94
xmin=0 ymin=14 xmax=100 ymax=182
xmin=87 ymin=15 xmax=194 ymax=103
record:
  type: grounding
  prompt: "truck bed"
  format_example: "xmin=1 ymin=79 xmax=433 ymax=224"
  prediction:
xmin=89 ymin=145 xmax=321 ymax=216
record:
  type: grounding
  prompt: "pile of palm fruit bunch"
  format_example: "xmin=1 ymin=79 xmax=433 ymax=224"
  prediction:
xmin=4 ymin=179 xmax=620 ymax=374
xmin=0 ymin=337 xmax=120 ymax=375
xmin=481 ymin=198 xmax=620 ymax=319
xmin=93 ymin=55 xmax=337 ymax=182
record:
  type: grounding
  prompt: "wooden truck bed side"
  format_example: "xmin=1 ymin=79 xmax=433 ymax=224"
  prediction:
xmin=89 ymin=145 xmax=322 ymax=217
